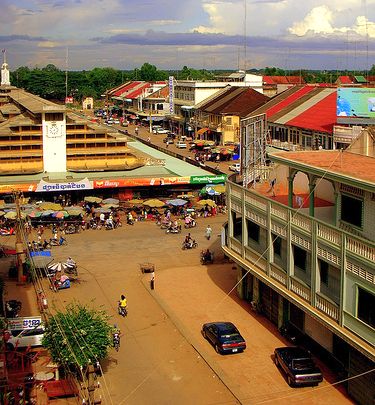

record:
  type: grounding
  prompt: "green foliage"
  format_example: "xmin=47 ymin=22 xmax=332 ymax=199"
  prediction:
xmin=42 ymin=302 xmax=113 ymax=368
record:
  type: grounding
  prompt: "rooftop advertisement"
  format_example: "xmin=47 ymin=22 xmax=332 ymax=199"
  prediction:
xmin=337 ymin=88 xmax=375 ymax=119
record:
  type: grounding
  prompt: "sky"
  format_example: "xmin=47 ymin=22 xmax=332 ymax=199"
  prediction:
xmin=0 ymin=0 xmax=374 ymax=71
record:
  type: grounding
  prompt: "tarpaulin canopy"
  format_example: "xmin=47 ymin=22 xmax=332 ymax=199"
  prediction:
xmin=196 ymin=127 xmax=209 ymax=135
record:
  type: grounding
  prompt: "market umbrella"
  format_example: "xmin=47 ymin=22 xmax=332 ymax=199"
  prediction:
xmin=52 ymin=210 xmax=70 ymax=219
xmin=65 ymin=206 xmax=84 ymax=213
xmin=41 ymin=210 xmax=55 ymax=217
xmin=143 ymin=199 xmax=165 ymax=208
xmin=128 ymin=199 xmax=144 ymax=204
xmin=39 ymin=202 xmax=62 ymax=211
xmin=166 ymin=198 xmax=188 ymax=207
xmin=65 ymin=209 xmax=83 ymax=216
xmin=0 ymin=211 xmax=5 ymax=217
xmin=84 ymin=196 xmax=102 ymax=203
xmin=101 ymin=203 xmax=119 ymax=209
xmin=48 ymin=262 xmax=71 ymax=272
xmin=27 ymin=210 xmax=43 ymax=218
xmin=196 ymin=199 xmax=217 ymax=207
xmin=4 ymin=211 xmax=26 ymax=219
xmin=102 ymin=198 xmax=119 ymax=205
xmin=94 ymin=207 xmax=111 ymax=213
xmin=177 ymin=194 xmax=195 ymax=199
xmin=212 ymin=184 xmax=226 ymax=193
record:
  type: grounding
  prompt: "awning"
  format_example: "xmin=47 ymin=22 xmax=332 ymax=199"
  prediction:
xmin=197 ymin=127 xmax=209 ymax=135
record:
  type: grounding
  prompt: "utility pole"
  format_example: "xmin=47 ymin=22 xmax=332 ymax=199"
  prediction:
xmin=14 ymin=192 xmax=25 ymax=283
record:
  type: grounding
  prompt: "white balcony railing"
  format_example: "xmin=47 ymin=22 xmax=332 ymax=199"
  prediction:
xmin=291 ymin=214 xmax=312 ymax=233
xmin=270 ymin=266 xmax=287 ymax=286
xmin=316 ymin=294 xmax=339 ymax=322
xmin=317 ymin=223 xmax=341 ymax=246
xmin=290 ymin=278 xmax=311 ymax=302
xmin=346 ymin=236 xmax=375 ymax=262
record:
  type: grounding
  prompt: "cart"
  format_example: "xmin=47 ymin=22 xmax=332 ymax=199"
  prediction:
xmin=140 ymin=262 xmax=155 ymax=274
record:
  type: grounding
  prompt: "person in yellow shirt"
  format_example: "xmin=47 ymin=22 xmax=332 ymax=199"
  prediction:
xmin=118 ymin=294 xmax=128 ymax=316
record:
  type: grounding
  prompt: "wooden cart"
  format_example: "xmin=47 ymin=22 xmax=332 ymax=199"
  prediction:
xmin=140 ymin=262 xmax=155 ymax=273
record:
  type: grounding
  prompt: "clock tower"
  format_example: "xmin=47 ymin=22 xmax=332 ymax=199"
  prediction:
xmin=42 ymin=107 xmax=67 ymax=172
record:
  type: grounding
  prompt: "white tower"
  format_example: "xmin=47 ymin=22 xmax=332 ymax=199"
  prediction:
xmin=1 ymin=50 xmax=10 ymax=86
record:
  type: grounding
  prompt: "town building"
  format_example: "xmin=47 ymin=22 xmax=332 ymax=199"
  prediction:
xmin=223 ymin=149 xmax=375 ymax=405
xmin=193 ymin=86 xmax=269 ymax=145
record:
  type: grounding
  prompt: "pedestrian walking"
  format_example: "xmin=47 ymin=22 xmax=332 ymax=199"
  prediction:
xmin=150 ymin=271 xmax=155 ymax=290
xmin=205 ymin=225 xmax=212 ymax=240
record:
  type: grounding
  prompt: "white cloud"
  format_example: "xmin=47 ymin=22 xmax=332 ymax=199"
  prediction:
xmin=289 ymin=5 xmax=375 ymax=38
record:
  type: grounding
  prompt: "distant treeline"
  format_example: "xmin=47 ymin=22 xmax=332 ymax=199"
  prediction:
xmin=10 ymin=62 xmax=375 ymax=102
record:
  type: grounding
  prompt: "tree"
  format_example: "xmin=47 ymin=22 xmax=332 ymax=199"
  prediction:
xmin=42 ymin=302 xmax=113 ymax=368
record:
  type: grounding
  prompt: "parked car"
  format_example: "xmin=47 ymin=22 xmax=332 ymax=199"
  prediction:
xmin=152 ymin=125 xmax=162 ymax=133
xmin=154 ymin=128 xmax=170 ymax=134
xmin=175 ymin=140 xmax=187 ymax=149
xmin=274 ymin=347 xmax=323 ymax=387
xmin=229 ymin=163 xmax=241 ymax=173
xmin=202 ymin=322 xmax=246 ymax=354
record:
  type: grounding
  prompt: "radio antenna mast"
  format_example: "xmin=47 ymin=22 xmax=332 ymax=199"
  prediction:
xmin=243 ymin=0 xmax=247 ymax=72
xmin=65 ymin=47 xmax=69 ymax=100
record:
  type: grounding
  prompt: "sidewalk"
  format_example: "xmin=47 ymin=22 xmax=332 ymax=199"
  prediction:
xmin=147 ymin=260 xmax=353 ymax=405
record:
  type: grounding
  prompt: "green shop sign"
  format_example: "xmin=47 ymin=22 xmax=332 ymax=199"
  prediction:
xmin=190 ymin=174 xmax=227 ymax=184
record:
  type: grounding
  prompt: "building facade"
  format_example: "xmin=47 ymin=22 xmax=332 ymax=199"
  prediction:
xmin=223 ymin=150 xmax=375 ymax=405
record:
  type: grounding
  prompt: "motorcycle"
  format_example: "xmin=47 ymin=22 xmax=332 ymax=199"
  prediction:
xmin=105 ymin=223 xmax=114 ymax=230
xmin=49 ymin=236 xmax=67 ymax=246
xmin=200 ymin=251 xmax=214 ymax=265
xmin=182 ymin=240 xmax=198 ymax=250
xmin=166 ymin=226 xmax=180 ymax=234
xmin=0 ymin=227 xmax=15 ymax=236
xmin=65 ymin=224 xmax=78 ymax=234
xmin=160 ymin=221 xmax=171 ymax=229
xmin=113 ymin=332 xmax=120 ymax=351
xmin=184 ymin=220 xmax=196 ymax=229
xmin=5 ymin=300 xmax=22 ymax=318
xmin=118 ymin=302 xmax=127 ymax=317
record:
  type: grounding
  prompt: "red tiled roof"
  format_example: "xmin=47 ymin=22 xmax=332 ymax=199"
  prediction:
xmin=113 ymin=81 xmax=141 ymax=97
xmin=337 ymin=76 xmax=354 ymax=84
xmin=263 ymin=76 xmax=305 ymax=85
xmin=125 ymin=83 xmax=151 ymax=99
xmin=285 ymin=91 xmax=337 ymax=133
xmin=266 ymin=86 xmax=316 ymax=118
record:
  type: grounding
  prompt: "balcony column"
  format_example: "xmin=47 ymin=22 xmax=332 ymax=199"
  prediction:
xmin=288 ymin=175 xmax=294 ymax=208
xmin=309 ymin=181 xmax=315 ymax=217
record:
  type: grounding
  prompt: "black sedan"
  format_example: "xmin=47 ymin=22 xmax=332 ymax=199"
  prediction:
xmin=202 ymin=322 xmax=246 ymax=354
xmin=274 ymin=347 xmax=323 ymax=387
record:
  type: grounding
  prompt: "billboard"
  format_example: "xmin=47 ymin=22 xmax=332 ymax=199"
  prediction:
xmin=337 ymin=88 xmax=375 ymax=119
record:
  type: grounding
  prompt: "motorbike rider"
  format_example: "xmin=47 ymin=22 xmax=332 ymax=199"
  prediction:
xmin=202 ymin=249 xmax=212 ymax=263
xmin=184 ymin=233 xmax=193 ymax=248
xmin=113 ymin=324 xmax=121 ymax=346
xmin=205 ymin=225 xmax=212 ymax=240
xmin=119 ymin=294 xmax=127 ymax=315
xmin=66 ymin=257 xmax=76 ymax=268
xmin=127 ymin=212 xmax=134 ymax=225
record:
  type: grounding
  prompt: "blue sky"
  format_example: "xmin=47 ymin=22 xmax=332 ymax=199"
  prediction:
xmin=1 ymin=0 xmax=374 ymax=71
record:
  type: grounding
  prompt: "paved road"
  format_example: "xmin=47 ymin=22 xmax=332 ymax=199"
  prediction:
xmin=34 ymin=213 xmax=353 ymax=405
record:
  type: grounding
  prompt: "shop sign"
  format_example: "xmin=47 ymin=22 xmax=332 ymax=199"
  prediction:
xmin=36 ymin=177 xmax=92 ymax=192
xmin=94 ymin=176 xmax=190 ymax=189
xmin=190 ymin=175 xmax=227 ymax=184
xmin=8 ymin=316 xmax=42 ymax=331
xmin=0 ymin=183 xmax=36 ymax=193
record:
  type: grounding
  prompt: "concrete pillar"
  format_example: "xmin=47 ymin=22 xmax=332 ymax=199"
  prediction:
xmin=309 ymin=182 xmax=315 ymax=217
xmin=288 ymin=175 xmax=294 ymax=208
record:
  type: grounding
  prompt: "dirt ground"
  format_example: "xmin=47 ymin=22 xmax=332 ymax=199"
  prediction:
xmin=1 ymin=213 xmax=354 ymax=404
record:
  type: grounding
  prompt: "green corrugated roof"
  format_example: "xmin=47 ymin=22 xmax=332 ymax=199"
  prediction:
xmin=354 ymin=75 xmax=367 ymax=83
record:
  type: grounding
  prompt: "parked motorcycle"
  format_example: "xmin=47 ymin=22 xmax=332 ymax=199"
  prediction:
xmin=5 ymin=300 xmax=22 ymax=318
